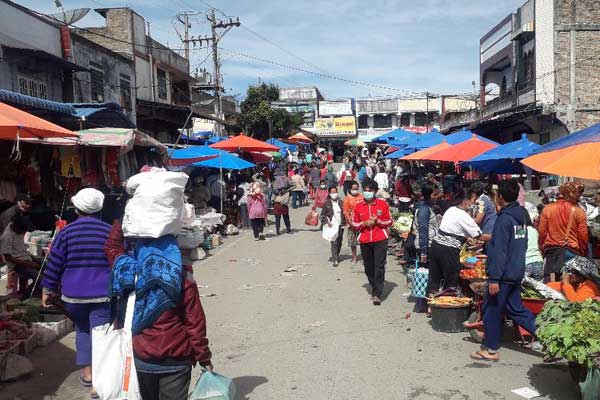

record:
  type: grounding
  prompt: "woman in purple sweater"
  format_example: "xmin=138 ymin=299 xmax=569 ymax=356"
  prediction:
xmin=42 ymin=188 xmax=111 ymax=398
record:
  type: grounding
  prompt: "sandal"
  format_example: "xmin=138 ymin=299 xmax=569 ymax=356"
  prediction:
xmin=372 ymin=297 xmax=382 ymax=306
xmin=80 ymin=375 xmax=93 ymax=388
xmin=470 ymin=350 xmax=499 ymax=362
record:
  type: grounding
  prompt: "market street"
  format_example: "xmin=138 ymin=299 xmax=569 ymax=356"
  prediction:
xmin=1 ymin=206 xmax=577 ymax=400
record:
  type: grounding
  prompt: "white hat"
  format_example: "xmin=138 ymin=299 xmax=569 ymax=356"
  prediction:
xmin=72 ymin=188 xmax=105 ymax=214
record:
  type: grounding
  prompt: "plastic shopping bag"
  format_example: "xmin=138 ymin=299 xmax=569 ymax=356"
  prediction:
xmin=411 ymin=261 xmax=429 ymax=299
xmin=304 ymin=210 xmax=319 ymax=226
xmin=189 ymin=370 xmax=236 ymax=400
xmin=92 ymin=293 xmax=141 ymax=400
xmin=322 ymin=222 xmax=339 ymax=242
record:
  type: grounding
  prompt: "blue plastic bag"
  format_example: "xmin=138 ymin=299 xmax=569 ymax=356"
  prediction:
xmin=189 ymin=371 xmax=236 ymax=400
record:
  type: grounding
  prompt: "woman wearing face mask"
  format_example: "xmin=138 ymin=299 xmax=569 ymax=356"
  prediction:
xmin=343 ymin=181 xmax=363 ymax=263
xmin=321 ymin=187 xmax=346 ymax=267
xmin=351 ymin=182 xmax=393 ymax=305
xmin=427 ymin=189 xmax=483 ymax=297
xmin=312 ymin=179 xmax=329 ymax=212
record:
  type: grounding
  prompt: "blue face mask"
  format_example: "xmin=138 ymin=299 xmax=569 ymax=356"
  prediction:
xmin=363 ymin=191 xmax=375 ymax=201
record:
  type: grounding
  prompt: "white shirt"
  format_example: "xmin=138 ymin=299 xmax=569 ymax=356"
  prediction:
xmin=438 ymin=206 xmax=481 ymax=238
xmin=373 ymin=173 xmax=389 ymax=190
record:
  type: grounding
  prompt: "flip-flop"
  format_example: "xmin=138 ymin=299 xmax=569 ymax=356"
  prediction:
xmin=470 ymin=351 xmax=499 ymax=362
xmin=90 ymin=391 xmax=100 ymax=399
xmin=79 ymin=375 xmax=93 ymax=388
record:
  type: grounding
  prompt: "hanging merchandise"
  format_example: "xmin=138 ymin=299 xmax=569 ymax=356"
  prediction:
xmin=21 ymin=158 xmax=42 ymax=196
xmin=58 ymin=147 xmax=82 ymax=177
xmin=106 ymin=148 xmax=121 ymax=188
xmin=82 ymin=148 xmax=100 ymax=187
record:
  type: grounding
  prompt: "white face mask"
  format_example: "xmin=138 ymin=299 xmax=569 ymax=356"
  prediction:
xmin=350 ymin=190 xmax=359 ymax=196
xmin=330 ymin=193 xmax=339 ymax=200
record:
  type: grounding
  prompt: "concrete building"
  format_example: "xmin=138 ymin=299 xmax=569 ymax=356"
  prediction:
xmin=272 ymin=86 xmax=324 ymax=129
xmin=442 ymin=0 xmax=600 ymax=143
xmin=76 ymin=7 xmax=197 ymax=142
xmin=356 ymin=96 xmax=475 ymax=137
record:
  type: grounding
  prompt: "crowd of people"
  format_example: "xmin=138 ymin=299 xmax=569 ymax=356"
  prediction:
xmin=1 ymin=144 xmax=600 ymax=397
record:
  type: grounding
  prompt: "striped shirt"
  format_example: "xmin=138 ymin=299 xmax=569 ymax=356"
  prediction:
xmin=42 ymin=216 xmax=112 ymax=301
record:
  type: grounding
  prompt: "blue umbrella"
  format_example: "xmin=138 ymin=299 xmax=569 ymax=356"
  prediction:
xmin=385 ymin=147 xmax=414 ymax=159
xmin=206 ymin=135 xmax=229 ymax=145
xmin=171 ymin=145 xmax=255 ymax=170
xmin=445 ymin=128 xmax=498 ymax=145
xmin=372 ymin=128 xmax=416 ymax=144
xmin=462 ymin=133 xmax=541 ymax=173
xmin=266 ymin=138 xmax=297 ymax=156
xmin=402 ymin=131 xmax=445 ymax=150
xmin=533 ymin=122 xmax=600 ymax=154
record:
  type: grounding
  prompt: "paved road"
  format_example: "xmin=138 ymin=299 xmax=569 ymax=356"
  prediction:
xmin=2 ymin=205 xmax=577 ymax=400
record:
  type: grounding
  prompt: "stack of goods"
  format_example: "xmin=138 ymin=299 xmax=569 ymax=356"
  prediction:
xmin=428 ymin=296 xmax=472 ymax=307
xmin=24 ymin=230 xmax=52 ymax=257
xmin=522 ymin=276 xmax=566 ymax=300
xmin=391 ymin=212 xmax=413 ymax=235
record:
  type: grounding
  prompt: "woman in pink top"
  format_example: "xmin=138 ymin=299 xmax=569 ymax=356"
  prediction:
xmin=247 ymin=182 xmax=268 ymax=240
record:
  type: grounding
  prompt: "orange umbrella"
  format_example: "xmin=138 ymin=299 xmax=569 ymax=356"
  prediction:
xmin=521 ymin=142 xmax=600 ymax=180
xmin=0 ymin=102 xmax=78 ymax=139
xmin=401 ymin=140 xmax=451 ymax=160
xmin=210 ymin=134 xmax=279 ymax=153
xmin=424 ymin=137 xmax=498 ymax=163
xmin=288 ymin=132 xmax=313 ymax=143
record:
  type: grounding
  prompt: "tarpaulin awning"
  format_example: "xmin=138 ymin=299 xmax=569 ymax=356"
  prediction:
xmin=211 ymin=134 xmax=279 ymax=152
xmin=70 ymin=102 xmax=135 ymax=129
xmin=385 ymin=147 xmax=414 ymax=159
xmin=521 ymin=142 xmax=600 ymax=180
xmin=206 ymin=135 xmax=229 ymax=145
xmin=425 ymin=137 xmax=498 ymax=163
xmin=21 ymin=127 xmax=166 ymax=154
xmin=372 ymin=128 xmax=415 ymax=144
xmin=462 ymin=133 xmax=541 ymax=174
xmin=360 ymin=133 xmax=383 ymax=143
xmin=401 ymin=141 xmax=452 ymax=160
xmin=266 ymin=138 xmax=297 ymax=157
xmin=0 ymin=89 xmax=76 ymax=116
xmin=0 ymin=101 xmax=78 ymax=139
xmin=344 ymin=138 xmax=365 ymax=147
xmin=402 ymin=131 xmax=445 ymax=150
xmin=245 ymin=151 xmax=272 ymax=164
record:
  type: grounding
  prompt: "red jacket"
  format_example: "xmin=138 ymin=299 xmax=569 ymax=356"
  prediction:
xmin=132 ymin=267 xmax=212 ymax=367
xmin=351 ymin=199 xmax=393 ymax=244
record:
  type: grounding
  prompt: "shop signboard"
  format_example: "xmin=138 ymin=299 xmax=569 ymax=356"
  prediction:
xmin=318 ymin=100 xmax=354 ymax=116
xmin=314 ymin=116 xmax=356 ymax=137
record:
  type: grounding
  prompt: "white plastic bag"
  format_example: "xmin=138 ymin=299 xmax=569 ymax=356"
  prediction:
xmin=189 ymin=370 xmax=236 ymax=400
xmin=322 ymin=216 xmax=340 ymax=242
xmin=181 ymin=203 xmax=196 ymax=228
xmin=177 ymin=228 xmax=204 ymax=249
xmin=92 ymin=293 xmax=141 ymax=400
xmin=122 ymin=170 xmax=189 ymax=238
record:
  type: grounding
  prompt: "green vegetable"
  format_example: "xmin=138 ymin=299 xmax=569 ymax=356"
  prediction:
xmin=521 ymin=286 xmax=545 ymax=299
xmin=536 ymin=299 xmax=600 ymax=367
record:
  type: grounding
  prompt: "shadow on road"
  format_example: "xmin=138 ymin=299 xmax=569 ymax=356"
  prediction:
xmin=527 ymin=363 xmax=579 ymax=400
xmin=1 ymin=339 xmax=80 ymax=400
xmin=233 ymin=375 xmax=268 ymax=400
xmin=361 ymin=281 xmax=398 ymax=301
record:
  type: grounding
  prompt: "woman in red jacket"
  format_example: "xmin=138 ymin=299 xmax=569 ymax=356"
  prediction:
xmin=351 ymin=181 xmax=393 ymax=305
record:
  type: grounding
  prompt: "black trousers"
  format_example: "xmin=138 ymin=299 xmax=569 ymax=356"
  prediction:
xmin=427 ymin=241 xmax=461 ymax=295
xmin=137 ymin=366 xmax=191 ymax=400
xmin=275 ymin=213 xmax=291 ymax=234
xmin=330 ymin=227 xmax=344 ymax=261
xmin=343 ymin=181 xmax=352 ymax=196
xmin=250 ymin=218 xmax=265 ymax=239
xmin=360 ymin=240 xmax=388 ymax=297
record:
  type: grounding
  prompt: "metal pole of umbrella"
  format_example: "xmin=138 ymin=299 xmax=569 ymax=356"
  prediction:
xmin=219 ymin=153 xmax=223 ymax=214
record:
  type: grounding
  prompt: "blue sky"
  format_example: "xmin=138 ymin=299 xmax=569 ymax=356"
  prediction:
xmin=20 ymin=0 xmax=523 ymax=100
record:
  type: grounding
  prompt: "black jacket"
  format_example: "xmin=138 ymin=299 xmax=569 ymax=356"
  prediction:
xmin=320 ymin=198 xmax=346 ymax=226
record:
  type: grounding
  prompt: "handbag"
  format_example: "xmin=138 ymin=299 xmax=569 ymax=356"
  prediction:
xmin=411 ymin=259 xmax=429 ymax=299
xmin=305 ymin=210 xmax=319 ymax=226
xmin=544 ymin=206 xmax=576 ymax=277
xmin=92 ymin=293 xmax=141 ymax=400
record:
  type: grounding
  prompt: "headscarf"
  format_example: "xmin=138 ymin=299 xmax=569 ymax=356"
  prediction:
xmin=71 ymin=188 xmax=104 ymax=214
xmin=249 ymin=182 xmax=263 ymax=197
xmin=564 ymin=256 xmax=600 ymax=285
xmin=558 ymin=182 xmax=580 ymax=204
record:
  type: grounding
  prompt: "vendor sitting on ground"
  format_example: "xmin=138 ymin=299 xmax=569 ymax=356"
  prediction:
xmin=546 ymin=256 xmax=600 ymax=302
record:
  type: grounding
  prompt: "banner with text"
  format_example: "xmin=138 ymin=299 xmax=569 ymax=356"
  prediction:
xmin=314 ymin=116 xmax=356 ymax=137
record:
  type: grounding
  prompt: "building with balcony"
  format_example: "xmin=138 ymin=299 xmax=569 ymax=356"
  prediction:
xmin=76 ymin=7 xmax=198 ymax=142
xmin=442 ymin=0 xmax=600 ymax=144
xmin=272 ymin=86 xmax=324 ymax=130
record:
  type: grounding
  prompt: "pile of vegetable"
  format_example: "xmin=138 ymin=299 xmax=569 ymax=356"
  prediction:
xmin=0 ymin=320 xmax=33 ymax=343
xmin=392 ymin=212 xmax=413 ymax=234
xmin=4 ymin=298 xmax=42 ymax=324
xmin=537 ymin=299 xmax=600 ymax=367
xmin=521 ymin=286 xmax=546 ymax=300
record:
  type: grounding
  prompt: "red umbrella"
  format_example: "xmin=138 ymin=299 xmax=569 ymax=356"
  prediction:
xmin=245 ymin=151 xmax=273 ymax=164
xmin=288 ymin=132 xmax=313 ymax=143
xmin=0 ymin=102 xmax=78 ymax=139
xmin=210 ymin=134 xmax=279 ymax=153
xmin=424 ymin=137 xmax=498 ymax=163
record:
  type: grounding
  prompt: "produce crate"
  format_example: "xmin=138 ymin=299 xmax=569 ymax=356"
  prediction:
xmin=32 ymin=314 xmax=73 ymax=347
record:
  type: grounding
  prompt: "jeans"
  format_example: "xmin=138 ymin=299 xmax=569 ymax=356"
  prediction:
xmin=64 ymin=302 xmax=111 ymax=366
xmin=525 ymin=262 xmax=544 ymax=281
xmin=330 ymin=227 xmax=344 ymax=262
xmin=483 ymin=283 xmax=536 ymax=352
xmin=137 ymin=366 xmax=192 ymax=400
xmin=239 ymin=204 xmax=249 ymax=228
xmin=250 ymin=218 xmax=265 ymax=239
xmin=275 ymin=214 xmax=291 ymax=234
xmin=360 ymin=240 xmax=388 ymax=297
xmin=292 ymin=191 xmax=304 ymax=208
